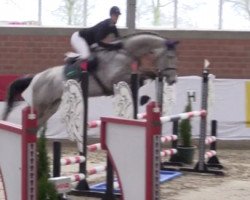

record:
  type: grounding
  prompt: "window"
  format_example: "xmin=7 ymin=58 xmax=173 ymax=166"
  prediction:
xmin=0 ymin=0 xmax=38 ymax=25
xmin=177 ymin=0 xmax=219 ymax=29
xmin=223 ymin=1 xmax=250 ymax=30
xmin=136 ymin=0 xmax=175 ymax=29
xmin=41 ymin=0 xmax=126 ymax=27
xmin=1 ymin=0 xmax=250 ymax=30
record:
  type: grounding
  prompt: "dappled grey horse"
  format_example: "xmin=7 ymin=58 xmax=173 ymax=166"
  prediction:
xmin=2 ymin=32 xmax=179 ymax=126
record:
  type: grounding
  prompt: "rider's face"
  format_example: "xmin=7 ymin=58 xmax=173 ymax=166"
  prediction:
xmin=111 ymin=14 xmax=119 ymax=24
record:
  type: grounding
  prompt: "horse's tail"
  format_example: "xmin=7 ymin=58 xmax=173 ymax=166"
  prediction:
xmin=2 ymin=75 xmax=33 ymax=121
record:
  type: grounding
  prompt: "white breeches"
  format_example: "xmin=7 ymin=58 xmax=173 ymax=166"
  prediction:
xmin=70 ymin=31 xmax=90 ymax=59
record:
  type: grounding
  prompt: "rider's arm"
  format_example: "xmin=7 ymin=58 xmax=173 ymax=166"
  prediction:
xmin=112 ymin=26 xmax=120 ymax=38
xmin=95 ymin=19 xmax=122 ymax=50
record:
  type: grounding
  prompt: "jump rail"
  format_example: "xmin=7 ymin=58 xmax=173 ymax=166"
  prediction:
xmin=0 ymin=107 xmax=37 ymax=200
xmin=101 ymin=101 xmax=161 ymax=200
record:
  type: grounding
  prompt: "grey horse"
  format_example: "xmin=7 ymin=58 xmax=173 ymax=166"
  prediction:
xmin=2 ymin=32 xmax=179 ymax=126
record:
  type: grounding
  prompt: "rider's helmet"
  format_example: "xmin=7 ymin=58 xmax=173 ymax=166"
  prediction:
xmin=110 ymin=6 xmax=121 ymax=16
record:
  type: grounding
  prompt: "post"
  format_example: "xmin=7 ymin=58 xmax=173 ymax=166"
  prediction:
xmin=126 ymin=0 xmax=136 ymax=33
xmin=146 ymin=102 xmax=161 ymax=200
xmin=207 ymin=120 xmax=223 ymax=169
xmin=131 ymin=73 xmax=139 ymax=119
xmin=22 ymin=107 xmax=38 ymax=200
xmin=198 ymin=66 xmax=209 ymax=171
xmin=156 ymin=76 xmax=164 ymax=112
xmin=53 ymin=141 xmax=61 ymax=177
xmin=210 ymin=120 xmax=217 ymax=151
xmin=77 ymin=71 xmax=89 ymax=190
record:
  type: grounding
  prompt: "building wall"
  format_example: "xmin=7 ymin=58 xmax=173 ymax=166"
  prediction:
xmin=0 ymin=26 xmax=250 ymax=78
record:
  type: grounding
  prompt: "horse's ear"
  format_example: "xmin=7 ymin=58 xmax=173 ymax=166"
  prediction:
xmin=165 ymin=40 xmax=180 ymax=50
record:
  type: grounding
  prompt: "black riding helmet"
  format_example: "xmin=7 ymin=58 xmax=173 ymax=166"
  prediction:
xmin=110 ymin=6 xmax=121 ymax=16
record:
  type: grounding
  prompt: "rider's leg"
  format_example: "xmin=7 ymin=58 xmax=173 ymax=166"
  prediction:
xmin=70 ymin=31 xmax=90 ymax=59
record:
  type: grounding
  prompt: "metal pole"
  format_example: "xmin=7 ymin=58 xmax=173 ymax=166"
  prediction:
xmin=131 ymin=73 xmax=139 ymax=119
xmin=210 ymin=120 xmax=217 ymax=151
xmin=38 ymin=0 xmax=42 ymax=25
xmin=156 ymin=76 xmax=164 ymax=111
xmin=126 ymin=0 xmax=136 ymax=33
xmin=198 ymin=65 xmax=209 ymax=171
xmin=172 ymin=120 xmax=178 ymax=149
xmin=83 ymin=0 xmax=88 ymax=26
xmin=53 ymin=141 xmax=61 ymax=177
xmin=76 ymin=71 xmax=89 ymax=190
xmin=218 ymin=0 xmax=223 ymax=30
xmin=173 ymin=0 xmax=178 ymax=28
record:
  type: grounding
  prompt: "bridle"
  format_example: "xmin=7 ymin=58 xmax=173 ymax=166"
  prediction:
xmin=156 ymin=46 xmax=177 ymax=78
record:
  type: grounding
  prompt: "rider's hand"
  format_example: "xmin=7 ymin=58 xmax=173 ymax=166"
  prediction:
xmin=108 ymin=42 xmax=123 ymax=50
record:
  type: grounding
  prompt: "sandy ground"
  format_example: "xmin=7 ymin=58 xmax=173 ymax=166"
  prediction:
xmin=1 ymin=140 xmax=249 ymax=200
xmin=48 ymin=140 xmax=250 ymax=200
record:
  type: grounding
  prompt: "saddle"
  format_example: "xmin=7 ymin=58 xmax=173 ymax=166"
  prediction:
xmin=63 ymin=52 xmax=98 ymax=81
xmin=63 ymin=41 xmax=124 ymax=81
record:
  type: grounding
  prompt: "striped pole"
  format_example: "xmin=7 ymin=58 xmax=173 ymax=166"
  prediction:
xmin=87 ymin=143 xmax=102 ymax=152
xmin=160 ymin=148 xmax=177 ymax=157
xmin=205 ymin=136 xmax=216 ymax=145
xmin=69 ymin=173 xmax=86 ymax=182
xmin=137 ymin=110 xmax=207 ymax=123
xmin=87 ymin=165 xmax=107 ymax=176
xmin=205 ymin=150 xmax=216 ymax=159
xmin=87 ymin=137 xmax=179 ymax=151
xmin=161 ymin=135 xmax=178 ymax=143
xmin=137 ymin=112 xmax=147 ymax=119
xmin=60 ymin=156 xmax=86 ymax=166
xmin=160 ymin=110 xmax=207 ymax=123
xmin=88 ymin=120 xmax=101 ymax=128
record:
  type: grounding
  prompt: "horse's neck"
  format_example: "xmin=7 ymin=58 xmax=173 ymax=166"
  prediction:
xmin=123 ymin=34 xmax=164 ymax=57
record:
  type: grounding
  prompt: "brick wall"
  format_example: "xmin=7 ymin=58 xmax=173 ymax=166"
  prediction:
xmin=0 ymin=27 xmax=73 ymax=75
xmin=0 ymin=27 xmax=250 ymax=78
xmin=176 ymin=38 xmax=250 ymax=78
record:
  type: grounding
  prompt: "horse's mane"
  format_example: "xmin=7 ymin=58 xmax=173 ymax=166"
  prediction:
xmin=120 ymin=31 xmax=168 ymax=40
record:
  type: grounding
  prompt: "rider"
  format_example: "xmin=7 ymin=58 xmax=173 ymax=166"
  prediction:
xmin=70 ymin=6 xmax=122 ymax=60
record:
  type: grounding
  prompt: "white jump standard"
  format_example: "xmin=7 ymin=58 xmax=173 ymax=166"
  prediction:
xmin=179 ymin=66 xmax=224 ymax=175
xmin=100 ymin=102 xmax=162 ymax=200
xmin=0 ymin=107 xmax=38 ymax=200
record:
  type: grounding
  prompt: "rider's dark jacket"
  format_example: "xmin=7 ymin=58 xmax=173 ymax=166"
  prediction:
xmin=79 ymin=18 xmax=121 ymax=50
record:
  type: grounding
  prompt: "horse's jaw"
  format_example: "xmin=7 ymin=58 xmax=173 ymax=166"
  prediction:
xmin=168 ymin=76 xmax=177 ymax=85
xmin=162 ymin=71 xmax=177 ymax=85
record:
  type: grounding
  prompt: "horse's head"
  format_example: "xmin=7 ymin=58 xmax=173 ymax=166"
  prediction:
xmin=123 ymin=33 xmax=179 ymax=85
xmin=156 ymin=40 xmax=179 ymax=85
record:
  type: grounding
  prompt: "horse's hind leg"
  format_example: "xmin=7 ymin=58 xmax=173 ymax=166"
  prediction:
xmin=37 ymin=99 xmax=62 ymax=126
